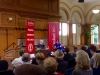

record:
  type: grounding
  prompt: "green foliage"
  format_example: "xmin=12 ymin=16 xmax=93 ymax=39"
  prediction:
xmin=81 ymin=24 xmax=98 ymax=45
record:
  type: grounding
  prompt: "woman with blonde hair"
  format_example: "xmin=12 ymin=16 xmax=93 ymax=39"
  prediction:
xmin=55 ymin=50 xmax=68 ymax=74
xmin=35 ymin=52 xmax=45 ymax=67
xmin=42 ymin=57 xmax=58 ymax=75
xmin=93 ymin=53 xmax=100 ymax=75
xmin=72 ymin=50 xmax=93 ymax=75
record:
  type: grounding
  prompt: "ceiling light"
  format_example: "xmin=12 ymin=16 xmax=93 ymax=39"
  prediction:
xmin=92 ymin=9 xmax=100 ymax=14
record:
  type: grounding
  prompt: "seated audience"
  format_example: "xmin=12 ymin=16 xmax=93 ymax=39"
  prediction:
xmin=0 ymin=54 xmax=8 ymax=71
xmin=72 ymin=45 xmax=78 ymax=57
xmin=55 ymin=50 xmax=68 ymax=74
xmin=42 ymin=57 xmax=58 ymax=75
xmin=15 ymin=53 xmax=46 ymax=75
xmin=84 ymin=45 xmax=92 ymax=58
xmin=35 ymin=48 xmax=41 ymax=53
xmin=63 ymin=47 xmax=76 ymax=69
xmin=35 ymin=52 xmax=45 ymax=67
xmin=31 ymin=48 xmax=41 ymax=65
xmin=63 ymin=47 xmax=73 ymax=61
xmin=12 ymin=48 xmax=26 ymax=71
xmin=72 ymin=50 xmax=93 ymax=75
xmin=93 ymin=53 xmax=100 ymax=75
xmin=81 ymin=46 xmax=87 ymax=52
xmin=90 ymin=45 xmax=97 ymax=67
xmin=95 ymin=45 xmax=100 ymax=53
xmin=31 ymin=58 xmax=38 ymax=65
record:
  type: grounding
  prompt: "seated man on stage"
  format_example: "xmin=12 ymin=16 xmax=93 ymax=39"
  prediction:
xmin=54 ymin=40 xmax=61 ymax=51
xmin=37 ymin=40 xmax=45 ymax=49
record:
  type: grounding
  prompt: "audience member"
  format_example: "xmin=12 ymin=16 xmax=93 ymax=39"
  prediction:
xmin=95 ymin=45 xmax=100 ymax=53
xmin=12 ymin=48 xmax=26 ymax=70
xmin=72 ymin=50 xmax=93 ymax=75
xmin=42 ymin=57 xmax=58 ymax=75
xmin=81 ymin=46 xmax=87 ymax=52
xmin=90 ymin=45 xmax=97 ymax=67
xmin=35 ymin=52 xmax=45 ymax=67
xmin=63 ymin=47 xmax=73 ymax=61
xmin=35 ymin=48 xmax=41 ymax=53
xmin=85 ymin=45 xmax=92 ymax=58
xmin=93 ymin=53 xmax=100 ymax=75
xmin=55 ymin=50 xmax=68 ymax=74
xmin=31 ymin=58 xmax=38 ymax=65
xmin=31 ymin=48 xmax=41 ymax=65
xmin=0 ymin=54 xmax=8 ymax=71
xmin=72 ymin=45 xmax=78 ymax=57
xmin=15 ymin=53 xmax=46 ymax=75
xmin=63 ymin=47 xmax=76 ymax=69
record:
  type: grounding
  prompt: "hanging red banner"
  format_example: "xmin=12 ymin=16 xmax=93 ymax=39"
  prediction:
xmin=48 ymin=22 xmax=59 ymax=52
xmin=26 ymin=20 xmax=34 ymax=54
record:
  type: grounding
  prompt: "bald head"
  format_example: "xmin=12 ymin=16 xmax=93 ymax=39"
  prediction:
xmin=22 ymin=53 xmax=30 ymax=62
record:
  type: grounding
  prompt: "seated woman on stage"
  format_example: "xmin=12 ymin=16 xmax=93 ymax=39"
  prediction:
xmin=54 ymin=40 xmax=61 ymax=51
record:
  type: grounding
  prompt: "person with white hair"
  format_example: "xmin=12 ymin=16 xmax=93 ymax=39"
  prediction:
xmin=37 ymin=40 xmax=45 ymax=49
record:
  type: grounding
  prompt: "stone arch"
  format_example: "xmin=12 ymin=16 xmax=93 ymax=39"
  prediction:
xmin=86 ymin=5 xmax=100 ymax=23
xmin=60 ymin=2 xmax=70 ymax=21
xmin=71 ymin=6 xmax=85 ymax=24
xmin=71 ymin=12 xmax=81 ymax=23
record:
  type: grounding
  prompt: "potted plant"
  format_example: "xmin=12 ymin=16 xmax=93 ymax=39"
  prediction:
xmin=81 ymin=24 xmax=98 ymax=46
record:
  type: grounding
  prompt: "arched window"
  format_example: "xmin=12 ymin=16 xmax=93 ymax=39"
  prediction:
xmin=72 ymin=12 xmax=81 ymax=45
xmin=91 ymin=24 xmax=99 ymax=44
xmin=59 ymin=9 xmax=68 ymax=45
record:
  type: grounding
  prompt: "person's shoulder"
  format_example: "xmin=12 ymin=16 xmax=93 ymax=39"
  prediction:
xmin=12 ymin=58 xmax=18 ymax=63
xmin=12 ymin=57 xmax=23 ymax=67
xmin=73 ymin=68 xmax=81 ymax=75
xmin=31 ymin=64 xmax=44 ymax=68
xmin=12 ymin=57 xmax=20 ymax=61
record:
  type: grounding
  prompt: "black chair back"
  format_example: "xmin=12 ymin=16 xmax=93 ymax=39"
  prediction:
xmin=0 ymin=70 xmax=13 ymax=75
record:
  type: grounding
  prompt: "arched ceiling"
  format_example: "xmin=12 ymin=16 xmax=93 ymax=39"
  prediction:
xmin=60 ymin=9 xmax=68 ymax=21
xmin=91 ymin=13 xmax=100 ymax=23
xmin=72 ymin=12 xmax=81 ymax=23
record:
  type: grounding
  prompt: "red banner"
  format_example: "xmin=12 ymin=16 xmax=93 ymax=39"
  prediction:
xmin=26 ymin=20 xmax=34 ymax=54
xmin=48 ymin=22 xmax=59 ymax=52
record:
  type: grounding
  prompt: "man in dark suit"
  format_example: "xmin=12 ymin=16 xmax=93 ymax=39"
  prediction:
xmin=37 ymin=40 xmax=45 ymax=49
xmin=15 ymin=53 xmax=46 ymax=75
